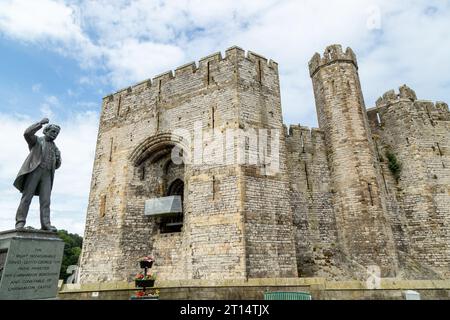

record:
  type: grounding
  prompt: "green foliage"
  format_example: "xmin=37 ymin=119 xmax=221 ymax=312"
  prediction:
xmin=57 ymin=230 xmax=83 ymax=282
xmin=386 ymin=151 xmax=402 ymax=182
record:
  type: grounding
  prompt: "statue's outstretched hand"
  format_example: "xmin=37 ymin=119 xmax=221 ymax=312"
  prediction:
xmin=40 ymin=118 xmax=49 ymax=125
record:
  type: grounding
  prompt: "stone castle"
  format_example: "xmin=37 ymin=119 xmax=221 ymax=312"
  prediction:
xmin=79 ymin=44 xmax=450 ymax=283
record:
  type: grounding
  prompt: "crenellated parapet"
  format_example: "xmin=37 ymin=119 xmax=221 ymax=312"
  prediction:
xmin=368 ymin=85 xmax=450 ymax=126
xmin=285 ymin=124 xmax=326 ymax=155
xmin=375 ymin=85 xmax=417 ymax=108
xmin=308 ymin=44 xmax=358 ymax=77
xmin=98 ymin=46 xmax=281 ymax=130
xmin=102 ymin=46 xmax=279 ymax=102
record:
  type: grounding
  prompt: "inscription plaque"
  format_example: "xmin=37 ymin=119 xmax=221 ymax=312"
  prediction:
xmin=0 ymin=250 xmax=7 ymax=279
xmin=0 ymin=229 xmax=64 ymax=300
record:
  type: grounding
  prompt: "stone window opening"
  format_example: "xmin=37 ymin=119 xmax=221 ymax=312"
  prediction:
xmin=109 ymin=137 xmax=114 ymax=162
xmin=367 ymin=183 xmax=374 ymax=206
xmin=374 ymin=112 xmax=382 ymax=126
xmin=99 ymin=195 xmax=106 ymax=218
xmin=159 ymin=178 xmax=184 ymax=234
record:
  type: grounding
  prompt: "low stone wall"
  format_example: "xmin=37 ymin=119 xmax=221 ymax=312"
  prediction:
xmin=58 ymin=278 xmax=450 ymax=300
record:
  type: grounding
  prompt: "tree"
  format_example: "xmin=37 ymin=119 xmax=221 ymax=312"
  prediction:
xmin=57 ymin=230 xmax=83 ymax=282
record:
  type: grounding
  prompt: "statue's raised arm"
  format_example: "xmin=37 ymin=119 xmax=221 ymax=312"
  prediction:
xmin=23 ymin=118 xmax=49 ymax=150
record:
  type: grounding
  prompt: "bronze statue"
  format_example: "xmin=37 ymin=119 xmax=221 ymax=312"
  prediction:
xmin=13 ymin=118 xmax=61 ymax=231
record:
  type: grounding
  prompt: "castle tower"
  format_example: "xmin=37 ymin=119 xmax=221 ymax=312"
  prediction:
xmin=367 ymin=86 xmax=450 ymax=278
xmin=309 ymin=45 xmax=398 ymax=277
xmin=79 ymin=47 xmax=298 ymax=283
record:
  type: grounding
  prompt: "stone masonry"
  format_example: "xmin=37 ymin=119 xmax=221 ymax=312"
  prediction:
xmin=79 ymin=44 xmax=450 ymax=283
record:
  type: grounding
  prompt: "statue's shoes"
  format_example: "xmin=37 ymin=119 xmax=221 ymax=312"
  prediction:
xmin=41 ymin=225 xmax=57 ymax=232
xmin=15 ymin=222 xmax=25 ymax=229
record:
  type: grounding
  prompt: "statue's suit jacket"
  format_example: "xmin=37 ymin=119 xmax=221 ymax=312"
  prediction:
xmin=13 ymin=122 xmax=61 ymax=195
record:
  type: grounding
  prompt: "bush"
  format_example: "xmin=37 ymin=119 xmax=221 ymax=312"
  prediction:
xmin=57 ymin=230 xmax=83 ymax=282
xmin=386 ymin=151 xmax=402 ymax=182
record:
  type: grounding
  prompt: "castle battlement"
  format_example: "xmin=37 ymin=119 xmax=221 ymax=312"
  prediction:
xmin=286 ymin=124 xmax=323 ymax=138
xmin=308 ymin=44 xmax=358 ymax=77
xmin=368 ymin=85 xmax=450 ymax=124
xmin=103 ymin=46 xmax=279 ymax=102
xmin=285 ymin=124 xmax=326 ymax=155
xmin=375 ymin=85 xmax=417 ymax=108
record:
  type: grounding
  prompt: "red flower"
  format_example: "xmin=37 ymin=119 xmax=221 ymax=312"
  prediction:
xmin=135 ymin=291 xmax=145 ymax=297
xmin=135 ymin=273 xmax=144 ymax=280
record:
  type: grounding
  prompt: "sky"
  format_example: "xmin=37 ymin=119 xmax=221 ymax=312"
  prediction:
xmin=0 ymin=0 xmax=449 ymax=236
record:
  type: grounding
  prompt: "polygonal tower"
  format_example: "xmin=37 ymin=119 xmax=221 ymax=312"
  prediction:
xmin=309 ymin=44 xmax=398 ymax=277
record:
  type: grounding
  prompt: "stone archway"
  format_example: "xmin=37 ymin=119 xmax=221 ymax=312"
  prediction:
xmin=129 ymin=133 xmax=189 ymax=167
xmin=129 ymin=133 xmax=188 ymax=233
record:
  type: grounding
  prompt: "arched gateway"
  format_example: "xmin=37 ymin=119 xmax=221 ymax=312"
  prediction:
xmin=130 ymin=133 xmax=188 ymax=235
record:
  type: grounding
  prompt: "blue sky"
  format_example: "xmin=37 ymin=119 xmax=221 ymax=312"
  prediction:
xmin=0 ymin=37 xmax=106 ymax=117
xmin=0 ymin=0 xmax=449 ymax=235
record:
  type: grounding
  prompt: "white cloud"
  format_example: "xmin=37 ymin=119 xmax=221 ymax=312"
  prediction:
xmin=39 ymin=103 xmax=55 ymax=119
xmin=45 ymin=95 xmax=60 ymax=106
xmin=0 ymin=0 xmax=80 ymax=42
xmin=32 ymin=83 xmax=42 ymax=93
xmin=0 ymin=111 xmax=99 ymax=235
xmin=39 ymin=96 xmax=61 ymax=119
xmin=104 ymin=39 xmax=185 ymax=87
xmin=358 ymin=1 xmax=450 ymax=105
xmin=0 ymin=0 xmax=100 ymax=68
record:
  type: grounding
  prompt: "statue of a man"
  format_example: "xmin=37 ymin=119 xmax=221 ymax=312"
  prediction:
xmin=13 ymin=118 xmax=61 ymax=231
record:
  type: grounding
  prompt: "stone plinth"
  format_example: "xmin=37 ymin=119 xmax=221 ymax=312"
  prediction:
xmin=0 ymin=229 xmax=64 ymax=300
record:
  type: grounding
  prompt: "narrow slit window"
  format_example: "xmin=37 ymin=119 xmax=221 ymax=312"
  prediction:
xmin=99 ymin=195 xmax=106 ymax=218
xmin=207 ymin=61 xmax=211 ymax=85
xmin=109 ymin=137 xmax=113 ymax=162
xmin=158 ymin=79 xmax=162 ymax=102
xmin=141 ymin=165 xmax=146 ymax=181
xmin=368 ymin=183 xmax=374 ymax=206
xmin=301 ymin=135 xmax=305 ymax=153
xmin=304 ymin=162 xmax=310 ymax=190
xmin=257 ymin=60 xmax=262 ymax=84
xmin=116 ymin=95 xmax=122 ymax=117
xmin=212 ymin=175 xmax=216 ymax=200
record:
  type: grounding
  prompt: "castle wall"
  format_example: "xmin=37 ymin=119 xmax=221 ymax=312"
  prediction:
xmin=285 ymin=125 xmax=350 ymax=279
xmin=237 ymin=51 xmax=298 ymax=278
xmin=367 ymin=86 xmax=450 ymax=277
